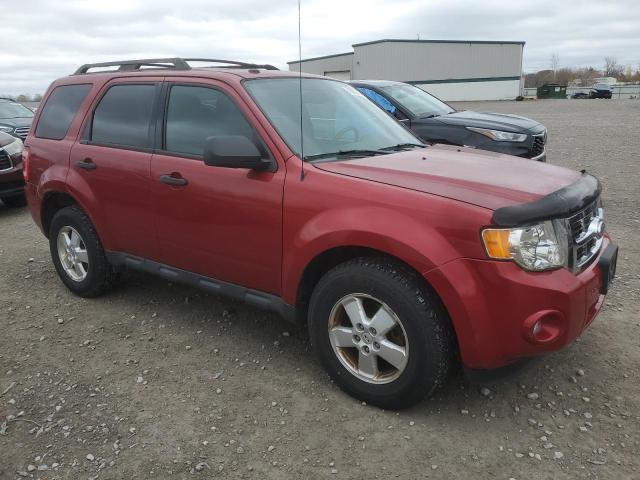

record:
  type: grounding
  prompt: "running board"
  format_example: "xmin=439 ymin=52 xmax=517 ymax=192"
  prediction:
xmin=106 ymin=252 xmax=296 ymax=323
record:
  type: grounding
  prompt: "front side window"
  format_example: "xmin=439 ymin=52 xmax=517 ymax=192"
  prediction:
xmin=356 ymin=87 xmax=397 ymax=114
xmin=380 ymin=84 xmax=454 ymax=119
xmin=91 ymin=84 xmax=155 ymax=148
xmin=244 ymin=78 xmax=420 ymax=160
xmin=165 ymin=85 xmax=254 ymax=157
xmin=35 ymin=84 xmax=91 ymax=140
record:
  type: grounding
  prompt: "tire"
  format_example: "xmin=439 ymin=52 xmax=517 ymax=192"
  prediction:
xmin=49 ymin=205 xmax=116 ymax=297
xmin=308 ymin=257 xmax=454 ymax=409
xmin=1 ymin=194 xmax=27 ymax=208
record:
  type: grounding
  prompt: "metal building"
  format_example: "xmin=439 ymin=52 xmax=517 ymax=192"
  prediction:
xmin=288 ymin=39 xmax=525 ymax=101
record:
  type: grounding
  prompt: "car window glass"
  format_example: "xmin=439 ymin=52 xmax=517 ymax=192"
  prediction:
xmin=165 ymin=85 xmax=254 ymax=157
xmin=380 ymin=84 xmax=454 ymax=118
xmin=91 ymin=84 xmax=155 ymax=148
xmin=35 ymin=84 xmax=92 ymax=140
xmin=356 ymin=87 xmax=397 ymax=114
xmin=244 ymin=78 xmax=420 ymax=159
xmin=0 ymin=101 xmax=35 ymax=120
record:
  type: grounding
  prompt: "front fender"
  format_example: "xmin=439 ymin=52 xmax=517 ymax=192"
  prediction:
xmin=281 ymin=205 xmax=460 ymax=305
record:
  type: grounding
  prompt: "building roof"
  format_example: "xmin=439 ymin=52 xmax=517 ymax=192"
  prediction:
xmin=288 ymin=38 xmax=525 ymax=64
xmin=352 ymin=38 xmax=526 ymax=47
xmin=287 ymin=51 xmax=353 ymax=65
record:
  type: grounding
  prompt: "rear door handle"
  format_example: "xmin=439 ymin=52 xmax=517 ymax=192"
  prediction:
xmin=160 ymin=174 xmax=188 ymax=186
xmin=76 ymin=158 xmax=97 ymax=170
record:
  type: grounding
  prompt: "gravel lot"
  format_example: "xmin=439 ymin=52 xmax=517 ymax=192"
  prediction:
xmin=1 ymin=99 xmax=639 ymax=479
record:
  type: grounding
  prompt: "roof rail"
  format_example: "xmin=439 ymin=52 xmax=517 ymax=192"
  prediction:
xmin=73 ymin=57 xmax=278 ymax=75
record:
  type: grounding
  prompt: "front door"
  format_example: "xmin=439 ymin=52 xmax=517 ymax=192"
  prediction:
xmin=150 ymin=81 xmax=285 ymax=295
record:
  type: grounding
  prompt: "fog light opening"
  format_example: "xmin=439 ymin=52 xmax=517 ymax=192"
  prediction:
xmin=523 ymin=310 xmax=564 ymax=344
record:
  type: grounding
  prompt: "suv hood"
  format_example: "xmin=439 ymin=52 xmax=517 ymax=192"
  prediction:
xmin=433 ymin=110 xmax=543 ymax=133
xmin=314 ymin=144 xmax=580 ymax=211
xmin=0 ymin=117 xmax=32 ymax=128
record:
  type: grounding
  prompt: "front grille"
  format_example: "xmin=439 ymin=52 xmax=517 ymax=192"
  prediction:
xmin=567 ymin=200 xmax=603 ymax=270
xmin=0 ymin=149 xmax=12 ymax=170
xmin=529 ymin=132 xmax=546 ymax=158
xmin=14 ymin=126 xmax=30 ymax=140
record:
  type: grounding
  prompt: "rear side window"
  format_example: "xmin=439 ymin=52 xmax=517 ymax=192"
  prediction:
xmin=35 ymin=84 xmax=92 ymax=140
xmin=91 ymin=84 xmax=155 ymax=148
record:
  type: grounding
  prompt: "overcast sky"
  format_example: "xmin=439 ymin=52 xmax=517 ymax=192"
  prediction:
xmin=1 ymin=0 xmax=639 ymax=95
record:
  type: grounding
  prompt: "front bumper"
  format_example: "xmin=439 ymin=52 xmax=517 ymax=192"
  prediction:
xmin=425 ymin=237 xmax=614 ymax=369
xmin=0 ymin=161 xmax=25 ymax=197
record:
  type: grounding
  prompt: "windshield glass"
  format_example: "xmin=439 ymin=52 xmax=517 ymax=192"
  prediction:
xmin=380 ymin=84 xmax=454 ymax=118
xmin=0 ymin=101 xmax=34 ymax=119
xmin=593 ymin=84 xmax=610 ymax=90
xmin=244 ymin=78 xmax=421 ymax=160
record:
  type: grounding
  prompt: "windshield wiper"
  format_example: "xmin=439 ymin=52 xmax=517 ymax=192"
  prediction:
xmin=380 ymin=143 xmax=427 ymax=151
xmin=304 ymin=149 xmax=389 ymax=161
xmin=420 ymin=114 xmax=440 ymax=119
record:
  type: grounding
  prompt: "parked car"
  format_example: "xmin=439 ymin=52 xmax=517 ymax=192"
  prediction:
xmin=0 ymin=98 xmax=34 ymax=140
xmin=571 ymin=92 xmax=590 ymax=99
xmin=351 ymin=80 xmax=547 ymax=161
xmin=589 ymin=83 xmax=613 ymax=99
xmin=24 ymin=58 xmax=617 ymax=409
xmin=0 ymin=131 xmax=25 ymax=207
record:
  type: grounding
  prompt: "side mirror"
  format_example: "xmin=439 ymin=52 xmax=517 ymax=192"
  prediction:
xmin=203 ymin=135 xmax=272 ymax=171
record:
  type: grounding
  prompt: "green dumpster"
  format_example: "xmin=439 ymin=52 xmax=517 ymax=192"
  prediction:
xmin=537 ymin=84 xmax=567 ymax=99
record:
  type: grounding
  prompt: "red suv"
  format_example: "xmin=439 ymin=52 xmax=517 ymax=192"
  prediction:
xmin=24 ymin=58 xmax=617 ymax=409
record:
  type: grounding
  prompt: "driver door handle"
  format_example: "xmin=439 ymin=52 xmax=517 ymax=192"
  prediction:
xmin=160 ymin=174 xmax=188 ymax=186
xmin=76 ymin=158 xmax=97 ymax=170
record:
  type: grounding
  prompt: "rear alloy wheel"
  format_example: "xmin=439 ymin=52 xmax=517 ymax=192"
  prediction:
xmin=49 ymin=205 xmax=116 ymax=297
xmin=56 ymin=226 xmax=89 ymax=282
xmin=309 ymin=257 xmax=454 ymax=409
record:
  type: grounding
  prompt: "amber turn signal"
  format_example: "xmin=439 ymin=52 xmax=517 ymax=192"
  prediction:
xmin=482 ymin=229 xmax=512 ymax=259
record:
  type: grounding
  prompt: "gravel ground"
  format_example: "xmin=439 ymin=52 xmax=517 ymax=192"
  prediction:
xmin=1 ymin=99 xmax=639 ymax=479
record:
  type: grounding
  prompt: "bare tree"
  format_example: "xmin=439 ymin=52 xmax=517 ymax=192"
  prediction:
xmin=550 ymin=52 xmax=560 ymax=81
xmin=604 ymin=56 xmax=623 ymax=78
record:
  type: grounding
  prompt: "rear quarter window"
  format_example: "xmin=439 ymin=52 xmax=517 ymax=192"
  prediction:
xmin=35 ymin=84 xmax=92 ymax=140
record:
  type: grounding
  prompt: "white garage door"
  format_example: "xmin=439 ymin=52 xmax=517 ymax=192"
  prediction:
xmin=324 ymin=70 xmax=351 ymax=81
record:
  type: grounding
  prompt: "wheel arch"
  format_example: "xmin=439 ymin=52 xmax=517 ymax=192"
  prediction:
xmin=294 ymin=245 xmax=453 ymax=333
xmin=41 ymin=191 xmax=79 ymax=238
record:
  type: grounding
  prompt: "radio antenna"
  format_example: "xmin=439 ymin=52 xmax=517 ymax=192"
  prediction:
xmin=298 ymin=0 xmax=305 ymax=180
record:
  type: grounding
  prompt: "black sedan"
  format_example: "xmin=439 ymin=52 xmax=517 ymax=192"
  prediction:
xmin=350 ymin=80 xmax=547 ymax=161
xmin=589 ymin=83 xmax=613 ymax=99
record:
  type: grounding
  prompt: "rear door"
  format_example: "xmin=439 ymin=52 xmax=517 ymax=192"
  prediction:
xmin=149 ymin=80 xmax=285 ymax=294
xmin=69 ymin=79 xmax=162 ymax=259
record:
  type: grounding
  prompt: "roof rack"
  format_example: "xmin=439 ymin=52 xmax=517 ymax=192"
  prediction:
xmin=73 ymin=57 xmax=279 ymax=75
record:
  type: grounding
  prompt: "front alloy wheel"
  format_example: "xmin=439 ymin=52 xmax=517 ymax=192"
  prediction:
xmin=328 ymin=294 xmax=408 ymax=384
xmin=309 ymin=257 xmax=454 ymax=409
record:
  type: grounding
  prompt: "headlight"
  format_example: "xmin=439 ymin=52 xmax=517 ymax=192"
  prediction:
xmin=482 ymin=220 xmax=568 ymax=271
xmin=467 ymin=127 xmax=527 ymax=142
xmin=0 ymin=125 xmax=13 ymax=133
xmin=2 ymin=137 xmax=23 ymax=156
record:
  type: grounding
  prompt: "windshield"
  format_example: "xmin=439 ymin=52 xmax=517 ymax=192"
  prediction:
xmin=593 ymin=84 xmax=610 ymax=90
xmin=0 ymin=101 xmax=34 ymax=119
xmin=244 ymin=78 xmax=421 ymax=160
xmin=380 ymin=84 xmax=454 ymax=118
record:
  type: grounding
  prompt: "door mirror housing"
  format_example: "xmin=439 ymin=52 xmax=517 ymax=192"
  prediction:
xmin=203 ymin=135 xmax=272 ymax=171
